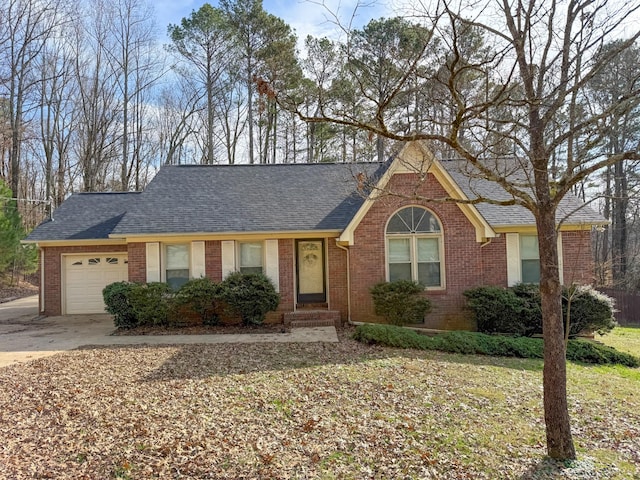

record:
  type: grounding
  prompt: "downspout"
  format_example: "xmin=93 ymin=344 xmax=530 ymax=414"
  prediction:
xmin=335 ymin=241 xmax=352 ymax=324
xmin=478 ymin=237 xmax=492 ymax=288
xmin=480 ymin=237 xmax=493 ymax=248
xmin=39 ymin=246 xmax=44 ymax=314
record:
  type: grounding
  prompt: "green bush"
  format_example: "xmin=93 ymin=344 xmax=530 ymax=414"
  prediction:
xmin=128 ymin=282 xmax=171 ymax=326
xmin=103 ymin=282 xmax=137 ymax=328
xmin=511 ymin=283 xmax=543 ymax=336
xmin=353 ymin=324 xmax=639 ymax=367
xmin=221 ymin=272 xmax=279 ymax=326
xmin=174 ymin=277 xmax=222 ymax=325
xmin=564 ymin=285 xmax=616 ymax=337
xmin=464 ymin=284 xmax=616 ymax=338
xmin=463 ymin=286 xmax=526 ymax=335
xmin=370 ymin=280 xmax=432 ymax=326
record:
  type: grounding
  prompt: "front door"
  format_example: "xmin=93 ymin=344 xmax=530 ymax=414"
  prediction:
xmin=296 ymin=239 xmax=326 ymax=304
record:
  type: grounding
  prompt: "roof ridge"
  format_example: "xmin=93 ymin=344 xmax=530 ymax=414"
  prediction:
xmin=164 ymin=161 xmax=386 ymax=168
xmin=73 ymin=191 xmax=142 ymax=196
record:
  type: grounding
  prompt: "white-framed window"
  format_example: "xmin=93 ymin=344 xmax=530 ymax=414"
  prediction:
xmin=520 ymin=235 xmax=540 ymax=283
xmin=238 ymin=241 xmax=263 ymax=274
xmin=165 ymin=244 xmax=189 ymax=290
xmin=386 ymin=206 xmax=444 ymax=288
xmin=506 ymin=233 xmax=563 ymax=286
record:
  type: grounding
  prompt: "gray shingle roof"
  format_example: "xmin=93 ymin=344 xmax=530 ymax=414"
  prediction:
xmin=440 ymin=159 xmax=606 ymax=226
xmin=113 ymin=164 xmax=381 ymax=234
xmin=110 ymin=162 xmax=387 ymax=235
xmin=26 ymin=192 xmax=141 ymax=241
xmin=26 ymin=154 xmax=606 ymax=243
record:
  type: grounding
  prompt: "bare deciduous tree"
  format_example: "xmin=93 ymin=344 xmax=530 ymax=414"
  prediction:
xmin=281 ymin=0 xmax=640 ymax=460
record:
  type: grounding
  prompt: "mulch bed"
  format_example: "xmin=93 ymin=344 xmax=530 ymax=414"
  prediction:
xmin=112 ymin=323 xmax=290 ymax=336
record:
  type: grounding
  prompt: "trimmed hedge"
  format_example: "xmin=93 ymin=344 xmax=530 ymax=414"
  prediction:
xmin=103 ymin=273 xmax=279 ymax=328
xmin=370 ymin=280 xmax=432 ymax=325
xmin=463 ymin=286 xmax=527 ymax=335
xmin=102 ymin=282 xmax=137 ymax=329
xmin=352 ymin=324 xmax=639 ymax=367
xmin=221 ymin=272 xmax=280 ymax=326
xmin=173 ymin=277 xmax=222 ymax=326
xmin=464 ymin=284 xmax=616 ymax=337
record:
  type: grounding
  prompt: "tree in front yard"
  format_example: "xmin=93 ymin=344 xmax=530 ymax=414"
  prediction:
xmin=279 ymin=0 xmax=640 ymax=460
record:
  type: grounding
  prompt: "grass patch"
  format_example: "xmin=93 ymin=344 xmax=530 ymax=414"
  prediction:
xmin=1 ymin=330 xmax=639 ymax=478
xmin=353 ymin=324 xmax=640 ymax=367
xmin=597 ymin=326 xmax=640 ymax=356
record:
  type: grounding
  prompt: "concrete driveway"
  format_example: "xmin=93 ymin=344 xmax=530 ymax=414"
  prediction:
xmin=0 ymin=296 xmax=338 ymax=368
xmin=0 ymin=296 xmax=116 ymax=367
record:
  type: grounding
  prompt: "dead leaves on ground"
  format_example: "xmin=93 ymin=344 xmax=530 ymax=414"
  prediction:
xmin=0 ymin=333 xmax=638 ymax=479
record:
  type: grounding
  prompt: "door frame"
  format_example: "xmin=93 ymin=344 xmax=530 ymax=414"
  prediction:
xmin=295 ymin=238 xmax=326 ymax=304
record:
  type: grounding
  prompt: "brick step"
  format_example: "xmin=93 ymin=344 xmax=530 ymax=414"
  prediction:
xmin=296 ymin=303 xmax=329 ymax=310
xmin=290 ymin=319 xmax=337 ymax=328
xmin=284 ymin=309 xmax=341 ymax=328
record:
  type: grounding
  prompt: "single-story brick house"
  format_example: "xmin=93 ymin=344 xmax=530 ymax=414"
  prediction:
xmin=25 ymin=141 xmax=605 ymax=329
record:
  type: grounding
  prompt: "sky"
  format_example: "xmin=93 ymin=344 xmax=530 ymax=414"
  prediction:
xmin=151 ymin=0 xmax=396 ymax=48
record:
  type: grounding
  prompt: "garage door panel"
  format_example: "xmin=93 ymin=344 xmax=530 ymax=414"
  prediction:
xmin=64 ymin=254 xmax=128 ymax=314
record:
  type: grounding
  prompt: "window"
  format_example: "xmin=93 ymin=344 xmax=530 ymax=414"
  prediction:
xmin=238 ymin=242 xmax=263 ymax=274
xmin=520 ymin=235 xmax=540 ymax=283
xmin=165 ymin=244 xmax=189 ymax=290
xmin=386 ymin=206 xmax=443 ymax=288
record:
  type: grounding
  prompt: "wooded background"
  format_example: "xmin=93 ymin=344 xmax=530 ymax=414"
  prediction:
xmin=1 ymin=0 xmax=638 ymax=290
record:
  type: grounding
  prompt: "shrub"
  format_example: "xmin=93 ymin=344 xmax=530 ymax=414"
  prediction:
xmin=352 ymin=323 xmax=426 ymax=349
xmin=465 ymin=284 xmax=616 ymax=338
xmin=173 ymin=277 xmax=222 ymax=326
xmin=353 ymin=324 xmax=639 ymax=367
xmin=463 ymin=286 xmax=526 ymax=335
xmin=221 ymin=272 xmax=279 ymax=326
xmin=511 ymin=283 xmax=543 ymax=336
xmin=103 ymin=282 xmax=137 ymax=329
xmin=564 ymin=285 xmax=616 ymax=337
xmin=127 ymin=282 xmax=171 ymax=326
xmin=370 ymin=280 xmax=432 ymax=326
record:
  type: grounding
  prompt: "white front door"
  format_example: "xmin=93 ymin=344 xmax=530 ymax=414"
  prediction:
xmin=296 ymin=239 xmax=326 ymax=304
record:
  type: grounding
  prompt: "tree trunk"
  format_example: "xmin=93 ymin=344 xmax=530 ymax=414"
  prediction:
xmin=536 ymin=199 xmax=576 ymax=460
xmin=247 ymin=54 xmax=254 ymax=164
xmin=612 ymin=158 xmax=627 ymax=285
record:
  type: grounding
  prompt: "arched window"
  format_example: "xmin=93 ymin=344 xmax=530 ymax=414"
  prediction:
xmin=386 ymin=206 xmax=444 ymax=288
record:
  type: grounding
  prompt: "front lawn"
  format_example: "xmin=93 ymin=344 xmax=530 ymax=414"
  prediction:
xmin=0 ymin=328 xmax=638 ymax=479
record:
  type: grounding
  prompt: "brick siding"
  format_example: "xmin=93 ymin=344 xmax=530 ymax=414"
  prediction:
xmin=561 ymin=230 xmax=594 ymax=285
xmin=39 ymin=177 xmax=595 ymax=327
xmin=347 ymin=173 xmax=595 ymax=330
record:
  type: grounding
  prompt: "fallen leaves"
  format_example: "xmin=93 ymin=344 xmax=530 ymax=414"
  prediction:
xmin=0 ymin=330 xmax=637 ymax=479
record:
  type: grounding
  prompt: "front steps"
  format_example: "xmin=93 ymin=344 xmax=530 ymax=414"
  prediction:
xmin=284 ymin=308 xmax=341 ymax=328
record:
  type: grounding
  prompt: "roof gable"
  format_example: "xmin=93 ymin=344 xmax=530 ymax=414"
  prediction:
xmin=339 ymin=142 xmax=496 ymax=244
xmin=338 ymin=141 xmax=605 ymax=244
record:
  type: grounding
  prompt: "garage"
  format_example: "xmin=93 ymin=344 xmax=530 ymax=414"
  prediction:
xmin=64 ymin=253 xmax=128 ymax=314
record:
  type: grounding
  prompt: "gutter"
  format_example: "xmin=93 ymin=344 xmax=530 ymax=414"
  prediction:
xmin=335 ymin=241 xmax=352 ymax=324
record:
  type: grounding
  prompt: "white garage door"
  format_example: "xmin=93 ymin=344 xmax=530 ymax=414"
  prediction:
xmin=64 ymin=254 xmax=128 ymax=314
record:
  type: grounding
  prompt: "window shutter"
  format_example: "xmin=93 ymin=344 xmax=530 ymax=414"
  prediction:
xmin=505 ymin=233 xmax=520 ymax=287
xmin=146 ymin=242 xmax=160 ymax=282
xmin=264 ymin=239 xmax=279 ymax=292
xmin=191 ymin=241 xmax=206 ymax=279
xmin=221 ymin=240 xmax=235 ymax=279
xmin=557 ymin=233 xmax=564 ymax=285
